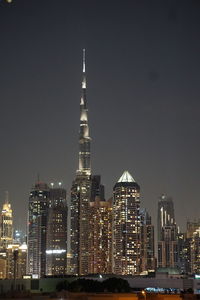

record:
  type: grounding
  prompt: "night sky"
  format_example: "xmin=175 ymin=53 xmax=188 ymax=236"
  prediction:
xmin=0 ymin=0 xmax=200 ymax=233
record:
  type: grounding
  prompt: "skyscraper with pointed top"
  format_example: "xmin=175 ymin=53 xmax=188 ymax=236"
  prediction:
xmin=113 ymin=170 xmax=141 ymax=275
xmin=70 ymin=49 xmax=92 ymax=275
xmin=77 ymin=48 xmax=91 ymax=176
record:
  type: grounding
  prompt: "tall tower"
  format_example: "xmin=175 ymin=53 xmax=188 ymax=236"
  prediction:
xmin=113 ymin=170 xmax=141 ymax=275
xmin=88 ymin=177 xmax=112 ymax=274
xmin=46 ymin=186 xmax=68 ymax=276
xmin=140 ymin=209 xmax=156 ymax=273
xmin=0 ymin=192 xmax=13 ymax=249
xmin=157 ymin=195 xmax=178 ymax=269
xmin=77 ymin=48 xmax=91 ymax=176
xmin=70 ymin=49 xmax=92 ymax=275
xmin=27 ymin=181 xmax=50 ymax=278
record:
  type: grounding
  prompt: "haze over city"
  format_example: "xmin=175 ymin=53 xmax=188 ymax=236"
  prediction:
xmin=0 ymin=0 xmax=200 ymax=233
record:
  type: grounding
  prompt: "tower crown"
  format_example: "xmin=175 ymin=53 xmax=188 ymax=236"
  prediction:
xmin=118 ymin=170 xmax=135 ymax=183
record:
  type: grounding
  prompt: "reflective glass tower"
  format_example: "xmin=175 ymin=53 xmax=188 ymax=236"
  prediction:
xmin=46 ymin=187 xmax=68 ymax=276
xmin=27 ymin=181 xmax=50 ymax=278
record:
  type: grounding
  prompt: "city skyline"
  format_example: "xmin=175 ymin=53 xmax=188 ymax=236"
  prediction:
xmin=0 ymin=0 xmax=200 ymax=233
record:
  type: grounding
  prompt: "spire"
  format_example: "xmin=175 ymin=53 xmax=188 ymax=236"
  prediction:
xmin=118 ymin=170 xmax=135 ymax=183
xmin=5 ymin=191 xmax=9 ymax=204
xmin=82 ymin=49 xmax=86 ymax=90
xmin=83 ymin=48 xmax=86 ymax=73
xmin=77 ymin=49 xmax=91 ymax=176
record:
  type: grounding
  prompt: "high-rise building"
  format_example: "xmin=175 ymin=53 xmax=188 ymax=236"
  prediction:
xmin=46 ymin=186 xmax=68 ymax=276
xmin=0 ymin=192 xmax=13 ymax=249
xmin=157 ymin=195 xmax=178 ymax=269
xmin=27 ymin=181 xmax=50 ymax=278
xmin=113 ymin=170 xmax=141 ymax=275
xmin=191 ymin=227 xmax=200 ymax=274
xmin=70 ymin=49 xmax=92 ymax=275
xmin=140 ymin=209 xmax=156 ymax=273
xmin=157 ymin=194 xmax=175 ymax=241
xmin=185 ymin=220 xmax=200 ymax=274
xmin=88 ymin=175 xmax=112 ymax=274
xmin=177 ymin=232 xmax=188 ymax=274
xmin=6 ymin=243 xmax=27 ymax=279
xmin=0 ymin=250 xmax=6 ymax=279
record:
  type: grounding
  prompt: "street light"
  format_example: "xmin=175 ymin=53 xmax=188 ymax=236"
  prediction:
xmin=141 ymin=290 xmax=146 ymax=300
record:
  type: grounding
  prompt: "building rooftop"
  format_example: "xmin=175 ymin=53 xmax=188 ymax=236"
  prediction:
xmin=118 ymin=171 xmax=135 ymax=183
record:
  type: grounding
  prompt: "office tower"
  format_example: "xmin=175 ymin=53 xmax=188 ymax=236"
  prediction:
xmin=177 ymin=232 xmax=188 ymax=274
xmin=0 ymin=250 xmax=6 ymax=279
xmin=27 ymin=181 xmax=50 ymax=278
xmin=157 ymin=194 xmax=178 ymax=269
xmin=70 ymin=49 xmax=92 ymax=275
xmin=191 ymin=228 xmax=200 ymax=274
xmin=0 ymin=192 xmax=13 ymax=249
xmin=88 ymin=176 xmax=112 ymax=274
xmin=185 ymin=219 xmax=200 ymax=274
xmin=140 ymin=209 xmax=156 ymax=273
xmin=6 ymin=243 xmax=27 ymax=279
xmin=113 ymin=170 xmax=140 ymax=275
xmin=157 ymin=194 xmax=175 ymax=241
xmin=46 ymin=186 xmax=68 ymax=276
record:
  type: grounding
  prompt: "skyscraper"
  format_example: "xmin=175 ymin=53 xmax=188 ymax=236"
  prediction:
xmin=140 ymin=209 xmax=156 ymax=273
xmin=190 ymin=227 xmax=200 ymax=274
xmin=157 ymin=195 xmax=178 ymax=269
xmin=27 ymin=181 xmax=50 ymax=278
xmin=113 ymin=170 xmax=141 ymax=275
xmin=157 ymin=194 xmax=175 ymax=241
xmin=46 ymin=186 xmax=68 ymax=276
xmin=70 ymin=49 xmax=92 ymax=275
xmin=88 ymin=176 xmax=112 ymax=274
xmin=0 ymin=192 xmax=13 ymax=249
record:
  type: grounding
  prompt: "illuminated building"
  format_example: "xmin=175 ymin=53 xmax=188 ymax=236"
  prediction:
xmin=6 ymin=243 xmax=27 ymax=279
xmin=46 ymin=186 xmax=68 ymax=276
xmin=187 ymin=219 xmax=200 ymax=238
xmin=157 ymin=194 xmax=175 ymax=241
xmin=184 ymin=219 xmax=200 ymax=274
xmin=0 ymin=191 xmax=13 ymax=249
xmin=113 ymin=170 xmax=141 ymax=275
xmin=0 ymin=250 xmax=6 ymax=279
xmin=70 ymin=49 xmax=92 ymax=275
xmin=191 ymin=227 xmax=200 ymax=274
xmin=88 ymin=176 xmax=112 ymax=274
xmin=140 ymin=209 xmax=156 ymax=273
xmin=177 ymin=232 xmax=188 ymax=274
xmin=27 ymin=181 xmax=50 ymax=278
xmin=157 ymin=195 xmax=178 ymax=269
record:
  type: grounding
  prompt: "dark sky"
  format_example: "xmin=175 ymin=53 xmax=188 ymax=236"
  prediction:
xmin=0 ymin=0 xmax=200 ymax=232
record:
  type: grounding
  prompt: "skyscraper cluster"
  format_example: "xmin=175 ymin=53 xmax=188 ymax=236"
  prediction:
xmin=1 ymin=50 xmax=200 ymax=279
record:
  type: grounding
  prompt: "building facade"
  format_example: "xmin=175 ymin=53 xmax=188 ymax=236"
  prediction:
xmin=46 ymin=187 xmax=68 ymax=276
xmin=113 ymin=170 xmax=141 ymax=275
xmin=157 ymin=195 xmax=178 ymax=269
xmin=140 ymin=209 xmax=156 ymax=273
xmin=27 ymin=181 xmax=50 ymax=278
xmin=88 ymin=177 xmax=112 ymax=274
xmin=191 ymin=227 xmax=200 ymax=274
xmin=70 ymin=49 xmax=92 ymax=275
xmin=0 ymin=192 xmax=13 ymax=249
xmin=6 ymin=243 xmax=27 ymax=279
